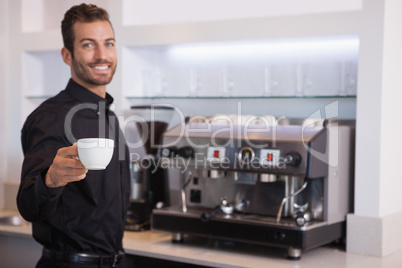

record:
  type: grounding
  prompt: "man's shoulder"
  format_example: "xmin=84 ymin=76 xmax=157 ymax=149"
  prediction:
xmin=29 ymin=90 xmax=76 ymax=115
xmin=23 ymin=90 xmax=78 ymax=129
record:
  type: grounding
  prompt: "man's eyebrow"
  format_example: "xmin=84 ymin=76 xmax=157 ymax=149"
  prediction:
xmin=79 ymin=38 xmax=116 ymax=43
xmin=79 ymin=38 xmax=95 ymax=43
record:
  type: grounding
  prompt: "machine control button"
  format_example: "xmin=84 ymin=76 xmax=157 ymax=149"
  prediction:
xmin=283 ymin=152 xmax=301 ymax=166
xmin=207 ymin=147 xmax=226 ymax=162
xmin=177 ymin=146 xmax=194 ymax=158
xmin=260 ymin=149 xmax=280 ymax=167
xmin=238 ymin=147 xmax=255 ymax=165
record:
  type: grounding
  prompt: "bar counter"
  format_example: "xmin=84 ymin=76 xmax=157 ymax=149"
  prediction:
xmin=1 ymin=210 xmax=400 ymax=268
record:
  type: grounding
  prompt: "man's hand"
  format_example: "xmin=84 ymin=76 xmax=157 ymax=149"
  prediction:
xmin=45 ymin=144 xmax=88 ymax=188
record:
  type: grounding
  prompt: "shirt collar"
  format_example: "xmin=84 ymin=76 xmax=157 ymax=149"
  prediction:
xmin=65 ymin=78 xmax=114 ymax=108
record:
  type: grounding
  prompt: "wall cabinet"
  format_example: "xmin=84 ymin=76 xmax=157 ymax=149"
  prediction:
xmin=122 ymin=38 xmax=358 ymax=98
xmin=15 ymin=0 xmax=360 ymax=120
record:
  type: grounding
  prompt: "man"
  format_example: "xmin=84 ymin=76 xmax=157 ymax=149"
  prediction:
xmin=17 ymin=4 xmax=130 ymax=268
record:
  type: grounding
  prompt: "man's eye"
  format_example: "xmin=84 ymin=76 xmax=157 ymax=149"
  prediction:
xmin=106 ymin=42 xmax=115 ymax=48
xmin=83 ymin=43 xmax=93 ymax=48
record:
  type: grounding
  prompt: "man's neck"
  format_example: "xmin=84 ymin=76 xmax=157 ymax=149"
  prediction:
xmin=71 ymin=78 xmax=107 ymax=98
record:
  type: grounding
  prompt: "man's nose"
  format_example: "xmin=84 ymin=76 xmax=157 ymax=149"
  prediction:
xmin=94 ymin=45 xmax=107 ymax=60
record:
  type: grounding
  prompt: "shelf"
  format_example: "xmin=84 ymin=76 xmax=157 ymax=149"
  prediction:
xmin=25 ymin=95 xmax=55 ymax=99
xmin=24 ymin=94 xmax=357 ymax=101
xmin=122 ymin=37 xmax=359 ymax=98
xmin=125 ymin=95 xmax=356 ymax=100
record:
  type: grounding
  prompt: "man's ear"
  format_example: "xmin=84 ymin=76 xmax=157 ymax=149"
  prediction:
xmin=61 ymin=47 xmax=73 ymax=66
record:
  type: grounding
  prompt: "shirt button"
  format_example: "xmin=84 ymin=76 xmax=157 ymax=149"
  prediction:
xmin=41 ymin=194 xmax=47 ymax=199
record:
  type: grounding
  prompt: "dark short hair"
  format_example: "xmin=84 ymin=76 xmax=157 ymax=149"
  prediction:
xmin=61 ymin=4 xmax=112 ymax=57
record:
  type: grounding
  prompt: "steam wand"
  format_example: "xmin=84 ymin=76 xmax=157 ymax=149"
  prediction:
xmin=181 ymin=171 xmax=193 ymax=213
xmin=276 ymin=181 xmax=308 ymax=223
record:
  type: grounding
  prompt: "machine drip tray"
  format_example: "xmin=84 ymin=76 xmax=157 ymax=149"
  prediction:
xmin=152 ymin=206 xmax=325 ymax=229
xmin=151 ymin=207 xmax=345 ymax=260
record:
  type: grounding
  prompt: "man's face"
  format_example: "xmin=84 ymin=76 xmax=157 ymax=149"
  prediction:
xmin=69 ymin=20 xmax=117 ymax=89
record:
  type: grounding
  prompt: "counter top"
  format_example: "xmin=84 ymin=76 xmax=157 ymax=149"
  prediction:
xmin=0 ymin=210 xmax=32 ymax=238
xmin=1 ymin=211 xmax=402 ymax=268
xmin=123 ymin=230 xmax=304 ymax=268
xmin=122 ymin=230 xmax=365 ymax=268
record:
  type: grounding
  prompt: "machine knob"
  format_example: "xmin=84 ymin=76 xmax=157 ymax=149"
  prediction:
xmin=283 ymin=152 xmax=301 ymax=166
xmin=295 ymin=214 xmax=307 ymax=227
xmin=160 ymin=147 xmax=177 ymax=157
xmin=177 ymin=146 xmax=194 ymax=159
xmin=238 ymin=147 xmax=255 ymax=165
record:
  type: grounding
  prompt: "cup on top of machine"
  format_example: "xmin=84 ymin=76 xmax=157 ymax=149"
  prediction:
xmin=77 ymin=138 xmax=114 ymax=170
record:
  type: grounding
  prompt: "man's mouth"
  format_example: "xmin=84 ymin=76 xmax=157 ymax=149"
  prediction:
xmin=94 ymin=65 xmax=109 ymax=70
xmin=89 ymin=61 xmax=113 ymax=72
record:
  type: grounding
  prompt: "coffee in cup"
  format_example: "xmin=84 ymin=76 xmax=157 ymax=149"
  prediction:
xmin=77 ymin=138 xmax=114 ymax=170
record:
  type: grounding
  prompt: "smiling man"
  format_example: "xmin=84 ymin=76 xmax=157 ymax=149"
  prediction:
xmin=17 ymin=4 xmax=130 ymax=268
xmin=62 ymin=19 xmax=117 ymax=97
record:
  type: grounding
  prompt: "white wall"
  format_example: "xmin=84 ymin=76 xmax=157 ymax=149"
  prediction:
xmin=6 ymin=0 xmax=23 ymax=201
xmin=123 ymin=0 xmax=362 ymax=25
xmin=354 ymin=0 xmax=384 ymax=217
xmin=354 ymin=0 xmax=402 ymax=218
xmin=345 ymin=0 xmax=402 ymax=257
xmin=0 ymin=0 xmax=9 ymax=209
xmin=379 ymin=0 xmax=402 ymax=217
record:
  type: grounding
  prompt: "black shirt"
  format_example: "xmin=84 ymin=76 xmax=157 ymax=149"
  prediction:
xmin=17 ymin=79 xmax=131 ymax=254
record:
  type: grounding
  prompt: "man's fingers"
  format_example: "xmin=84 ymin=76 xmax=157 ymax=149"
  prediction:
xmin=51 ymin=164 xmax=88 ymax=177
xmin=53 ymin=155 xmax=85 ymax=169
xmin=45 ymin=144 xmax=88 ymax=188
xmin=46 ymin=165 xmax=87 ymax=188
xmin=54 ymin=144 xmax=86 ymax=169
xmin=56 ymin=144 xmax=78 ymax=159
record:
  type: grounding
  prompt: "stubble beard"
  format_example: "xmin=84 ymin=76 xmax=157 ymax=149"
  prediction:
xmin=72 ymin=58 xmax=117 ymax=86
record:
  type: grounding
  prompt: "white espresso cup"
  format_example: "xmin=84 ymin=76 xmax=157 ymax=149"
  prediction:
xmin=77 ymin=138 xmax=114 ymax=170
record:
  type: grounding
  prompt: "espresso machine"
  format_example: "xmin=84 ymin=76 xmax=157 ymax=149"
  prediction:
xmin=124 ymin=105 xmax=174 ymax=231
xmin=151 ymin=115 xmax=354 ymax=259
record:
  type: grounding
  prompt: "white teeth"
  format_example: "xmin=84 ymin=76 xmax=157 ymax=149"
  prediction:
xmin=94 ymin=66 xmax=108 ymax=70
